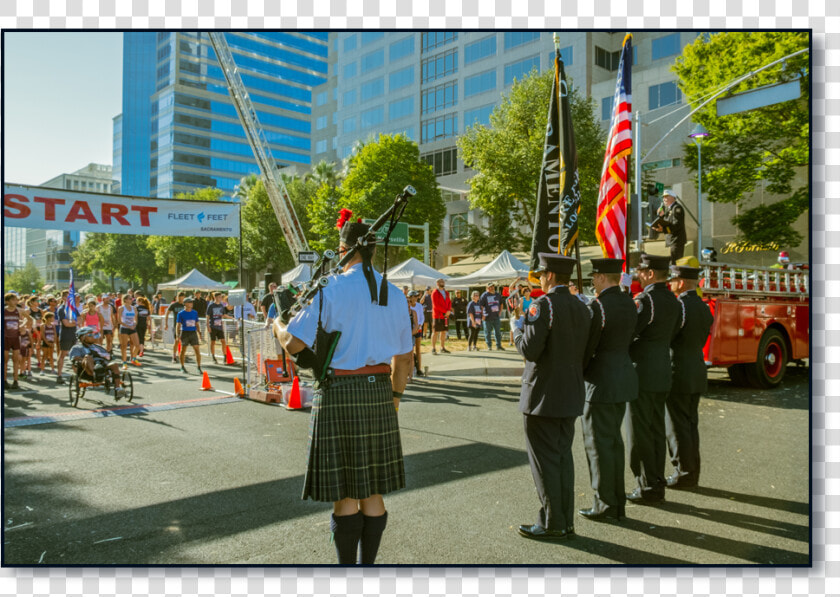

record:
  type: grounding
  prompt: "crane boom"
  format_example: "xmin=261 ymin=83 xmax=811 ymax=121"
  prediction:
xmin=208 ymin=32 xmax=310 ymax=258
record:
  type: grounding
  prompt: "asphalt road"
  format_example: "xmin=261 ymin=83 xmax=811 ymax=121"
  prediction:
xmin=2 ymin=349 xmax=810 ymax=566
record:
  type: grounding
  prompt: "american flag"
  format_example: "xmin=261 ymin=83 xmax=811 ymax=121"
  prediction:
xmin=595 ymin=34 xmax=633 ymax=262
xmin=66 ymin=268 xmax=79 ymax=322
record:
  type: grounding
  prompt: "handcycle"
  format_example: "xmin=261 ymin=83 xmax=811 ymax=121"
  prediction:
xmin=68 ymin=360 xmax=134 ymax=407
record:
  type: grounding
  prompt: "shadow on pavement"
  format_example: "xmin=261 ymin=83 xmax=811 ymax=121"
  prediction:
xmin=687 ymin=485 xmax=809 ymax=515
xmin=533 ymin=532 xmax=693 ymax=565
xmin=3 ymin=442 xmax=527 ymax=565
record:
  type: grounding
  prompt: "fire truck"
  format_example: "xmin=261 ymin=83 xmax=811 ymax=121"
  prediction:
xmin=699 ymin=262 xmax=809 ymax=388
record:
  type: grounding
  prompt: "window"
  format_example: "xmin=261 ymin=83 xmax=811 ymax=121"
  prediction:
xmin=343 ymin=61 xmax=357 ymax=80
xmin=548 ymin=45 xmax=574 ymax=66
xmin=389 ymin=96 xmax=414 ymax=120
xmin=504 ymin=55 xmax=540 ymax=86
xmin=464 ymin=103 xmax=495 ymax=127
xmin=315 ymin=139 xmax=328 ymax=154
xmin=421 ymin=113 xmax=458 ymax=143
xmin=422 ymin=48 xmax=458 ymax=83
xmin=361 ymin=48 xmax=385 ymax=74
xmin=595 ymin=45 xmax=620 ymax=71
xmin=343 ymin=89 xmax=357 ymax=106
xmin=464 ymin=68 xmax=496 ymax=98
xmin=504 ymin=31 xmax=540 ymax=50
xmin=361 ymin=77 xmax=385 ymax=101
xmin=450 ymin=214 xmax=468 ymax=239
xmin=316 ymin=91 xmax=328 ymax=106
xmin=464 ymin=35 xmax=496 ymax=65
xmin=421 ymin=147 xmax=458 ymax=176
xmin=421 ymin=81 xmax=457 ymax=114
xmin=651 ymin=33 xmax=681 ymax=61
xmin=316 ymin=115 xmax=328 ymax=130
xmin=361 ymin=31 xmax=384 ymax=45
xmin=649 ymin=81 xmax=682 ymax=110
xmin=361 ymin=106 xmax=384 ymax=128
xmin=343 ymin=117 xmax=357 ymax=134
xmin=344 ymin=34 xmax=357 ymax=51
xmin=421 ymin=31 xmax=457 ymax=53
xmin=389 ymin=65 xmax=414 ymax=90
xmin=390 ymin=36 xmax=415 ymax=61
xmin=601 ymin=96 xmax=614 ymax=121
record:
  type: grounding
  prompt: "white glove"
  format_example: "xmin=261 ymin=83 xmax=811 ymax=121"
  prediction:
xmin=620 ymin=272 xmax=633 ymax=288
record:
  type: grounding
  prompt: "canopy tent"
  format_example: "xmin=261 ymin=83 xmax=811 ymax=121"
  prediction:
xmin=446 ymin=250 xmax=531 ymax=288
xmin=385 ymin=257 xmax=449 ymax=289
xmin=280 ymin=263 xmax=313 ymax=285
xmin=156 ymin=268 xmax=229 ymax=292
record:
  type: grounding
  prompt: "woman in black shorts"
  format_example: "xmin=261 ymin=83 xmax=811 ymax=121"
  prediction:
xmin=134 ymin=294 xmax=152 ymax=357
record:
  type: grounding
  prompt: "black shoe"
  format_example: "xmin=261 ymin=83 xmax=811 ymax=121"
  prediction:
xmin=181 ymin=366 xmax=188 ymax=373
xmin=626 ymin=487 xmax=665 ymax=504
xmin=431 ymin=349 xmax=437 ymax=355
xmin=11 ymin=381 xmax=20 ymax=390
xmin=197 ymin=366 xmax=203 ymax=373
xmin=666 ymin=473 xmax=698 ymax=489
xmin=517 ymin=523 xmax=575 ymax=541
xmin=441 ymin=348 xmax=451 ymax=354
xmin=212 ymin=356 xmax=218 ymax=364
xmin=56 ymin=375 xmax=65 ymax=385
xmin=497 ymin=345 xmax=505 ymax=351
xmin=578 ymin=506 xmax=623 ymax=521
xmin=172 ymin=356 xmax=178 ymax=363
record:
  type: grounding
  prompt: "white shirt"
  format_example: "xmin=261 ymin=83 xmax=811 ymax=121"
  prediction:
xmin=97 ymin=303 xmax=113 ymax=329
xmin=410 ymin=302 xmax=425 ymax=326
xmin=234 ymin=302 xmax=257 ymax=320
xmin=287 ymin=263 xmax=413 ymax=369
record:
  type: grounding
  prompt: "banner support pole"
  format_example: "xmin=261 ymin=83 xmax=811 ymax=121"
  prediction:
xmin=239 ymin=201 xmax=246 ymax=381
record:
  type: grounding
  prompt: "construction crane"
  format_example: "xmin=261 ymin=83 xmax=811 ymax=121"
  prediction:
xmin=208 ymin=32 xmax=310 ymax=258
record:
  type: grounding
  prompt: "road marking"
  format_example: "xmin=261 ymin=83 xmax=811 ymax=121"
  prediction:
xmin=4 ymin=395 xmax=243 ymax=428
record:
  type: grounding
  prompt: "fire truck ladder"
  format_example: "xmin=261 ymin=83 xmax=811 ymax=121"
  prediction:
xmin=208 ymin=32 xmax=310 ymax=258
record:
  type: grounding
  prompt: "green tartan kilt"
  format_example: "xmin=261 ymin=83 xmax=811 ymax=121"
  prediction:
xmin=302 ymin=373 xmax=405 ymax=502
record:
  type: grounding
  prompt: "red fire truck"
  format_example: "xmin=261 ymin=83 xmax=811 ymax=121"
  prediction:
xmin=699 ymin=262 xmax=809 ymax=388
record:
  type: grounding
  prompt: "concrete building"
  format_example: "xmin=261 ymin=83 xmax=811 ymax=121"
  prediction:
xmin=311 ymin=31 xmax=807 ymax=268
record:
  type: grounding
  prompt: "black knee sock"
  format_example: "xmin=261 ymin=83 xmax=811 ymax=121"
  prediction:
xmin=359 ymin=511 xmax=388 ymax=565
xmin=330 ymin=512 xmax=363 ymax=565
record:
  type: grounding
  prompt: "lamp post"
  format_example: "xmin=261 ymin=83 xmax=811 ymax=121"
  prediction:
xmin=689 ymin=123 xmax=710 ymax=260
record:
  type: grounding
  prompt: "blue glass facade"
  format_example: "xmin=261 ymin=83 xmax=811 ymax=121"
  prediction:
xmin=118 ymin=32 xmax=327 ymax=199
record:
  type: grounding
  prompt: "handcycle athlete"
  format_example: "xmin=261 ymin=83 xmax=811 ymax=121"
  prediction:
xmin=68 ymin=326 xmax=128 ymax=401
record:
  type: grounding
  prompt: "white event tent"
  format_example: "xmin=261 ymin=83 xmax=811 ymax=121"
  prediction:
xmin=156 ymin=268 xmax=230 ymax=292
xmin=280 ymin=263 xmax=313 ymax=285
xmin=446 ymin=250 xmax=531 ymax=288
xmin=385 ymin=257 xmax=449 ymax=288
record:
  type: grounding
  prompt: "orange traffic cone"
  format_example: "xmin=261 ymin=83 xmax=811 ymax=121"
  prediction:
xmin=200 ymin=370 xmax=213 ymax=391
xmin=287 ymin=376 xmax=302 ymax=409
xmin=233 ymin=377 xmax=245 ymax=397
xmin=225 ymin=346 xmax=236 ymax=365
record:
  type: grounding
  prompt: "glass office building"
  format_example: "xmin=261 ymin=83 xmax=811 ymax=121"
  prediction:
xmin=118 ymin=32 xmax=328 ymax=199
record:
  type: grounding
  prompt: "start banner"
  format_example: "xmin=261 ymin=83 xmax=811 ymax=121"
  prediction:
xmin=3 ymin=184 xmax=240 ymax=238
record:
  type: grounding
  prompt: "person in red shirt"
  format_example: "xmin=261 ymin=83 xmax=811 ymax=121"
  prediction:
xmin=430 ymin=278 xmax=452 ymax=354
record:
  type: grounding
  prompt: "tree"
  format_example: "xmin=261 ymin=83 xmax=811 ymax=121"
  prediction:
xmin=673 ymin=31 xmax=809 ymax=247
xmin=457 ymin=68 xmax=606 ymax=254
xmin=315 ymin=134 xmax=445 ymax=267
xmin=146 ymin=188 xmax=238 ymax=278
xmin=4 ymin=262 xmax=44 ymax=294
xmin=72 ymin=232 xmax=166 ymax=292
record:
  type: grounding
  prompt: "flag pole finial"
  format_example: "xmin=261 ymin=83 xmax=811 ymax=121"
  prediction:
xmin=553 ymin=32 xmax=560 ymax=51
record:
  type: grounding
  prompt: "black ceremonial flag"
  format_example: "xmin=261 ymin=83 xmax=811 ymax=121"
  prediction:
xmin=528 ymin=48 xmax=581 ymax=283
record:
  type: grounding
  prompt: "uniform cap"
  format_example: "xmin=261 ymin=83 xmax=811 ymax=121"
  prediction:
xmin=669 ymin=265 xmax=701 ymax=280
xmin=535 ymin=252 xmax=577 ymax=276
xmin=589 ymin=258 xmax=625 ymax=274
xmin=339 ymin=221 xmax=371 ymax=246
xmin=663 ymin=188 xmax=678 ymax=199
xmin=637 ymin=253 xmax=671 ymax=271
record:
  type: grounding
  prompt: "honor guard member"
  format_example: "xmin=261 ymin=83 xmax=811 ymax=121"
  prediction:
xmin=665 ymin=265 xmax=714 ymax=489
xmin=579 ymin=258 xmax=638 ymax=522
xmin=513 ymin=253 xmax=591 ymax=541
xmin=626 ymin=253 xmax=682 ymax=504
xmin=277 ymin=215 xmax=414 ymax=565
xmin=652 ymin=189 xmax=687 ymax=265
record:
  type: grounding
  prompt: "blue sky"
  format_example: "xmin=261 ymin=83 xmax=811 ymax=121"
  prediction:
xmin=3 ymin=32 xmax=123 ymax=185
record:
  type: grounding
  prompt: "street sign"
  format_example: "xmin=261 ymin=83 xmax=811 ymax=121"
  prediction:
xmin=298 ymin=250 xmax=319 ymax=263
xmin=362 ymin=220 xmax=409 ymax=246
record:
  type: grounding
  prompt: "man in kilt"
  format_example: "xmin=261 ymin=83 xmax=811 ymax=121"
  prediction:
xmin=277 ymin=215 xmax=414 ymax=565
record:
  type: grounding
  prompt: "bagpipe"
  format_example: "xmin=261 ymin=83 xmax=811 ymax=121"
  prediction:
xmin=272 ymin=184 xmax=416 ymax=383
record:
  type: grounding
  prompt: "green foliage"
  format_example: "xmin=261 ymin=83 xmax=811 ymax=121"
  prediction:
xmin=146 ymin=188 xmax=237 ymax=278
xmin=315 ymin=134 xmax=445 ymax=266
xmin=673 ymin=31 xmax=809 ymax=246
xmin=4 ymin=262 xmax=44 ymax=294
xmin=457 ymin=68 xmax=606 ymax=254
xmin=72 ymin=232 xmax=165 ymax=292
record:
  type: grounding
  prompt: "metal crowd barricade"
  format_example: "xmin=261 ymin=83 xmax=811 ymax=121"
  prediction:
xmin=699 ymin=262 xmax=809 ymax=298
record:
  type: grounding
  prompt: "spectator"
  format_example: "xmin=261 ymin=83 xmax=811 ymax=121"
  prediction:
xmin=452 ymin=290 xmax=467 ymax=340
xmin=165 ymin=292 xmax=186 ymax=363
xmin=506 ymin=278 xmax=526 ymax=346
xmin=407 ymin=291 xmax=424 ymax=377
xmin=430 ymin=278 xmax=452 ymax=355
xmin=234 ymin=299 xmax=257 ymax=321
xmin=260 ymin=282 xmax=277 ymax=320
xmin=479 ymin=283 xmax=505 ymax=350
xmin=421 ymin=287 xmax=433 ymax=339
xmin=152 ymin=292 xmax=164 ymax=314
xmin=466 ymin=290 xmax=483 ymax=351
xmin=192 ymin=290 xmax=208 ymax=320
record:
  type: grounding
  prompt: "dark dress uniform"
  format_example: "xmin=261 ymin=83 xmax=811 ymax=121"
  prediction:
xmin=579 ymin=259 xmax=638 ymax=520
xmin=665 ymin=266 xmax=714 ymax=488
xmin=660 ymin=193 xmax=686 ymax=265
xmin=627 ymin=254 xmax=682 ymax=502
xmin=513 ymin=254 xmax=590 ymax=539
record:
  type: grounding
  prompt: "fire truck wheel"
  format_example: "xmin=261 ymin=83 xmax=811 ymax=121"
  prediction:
xmin=727 ymin=364 xmax=751 ymax=386
xmin=747 ymin=328 xmax=788 ymax=388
